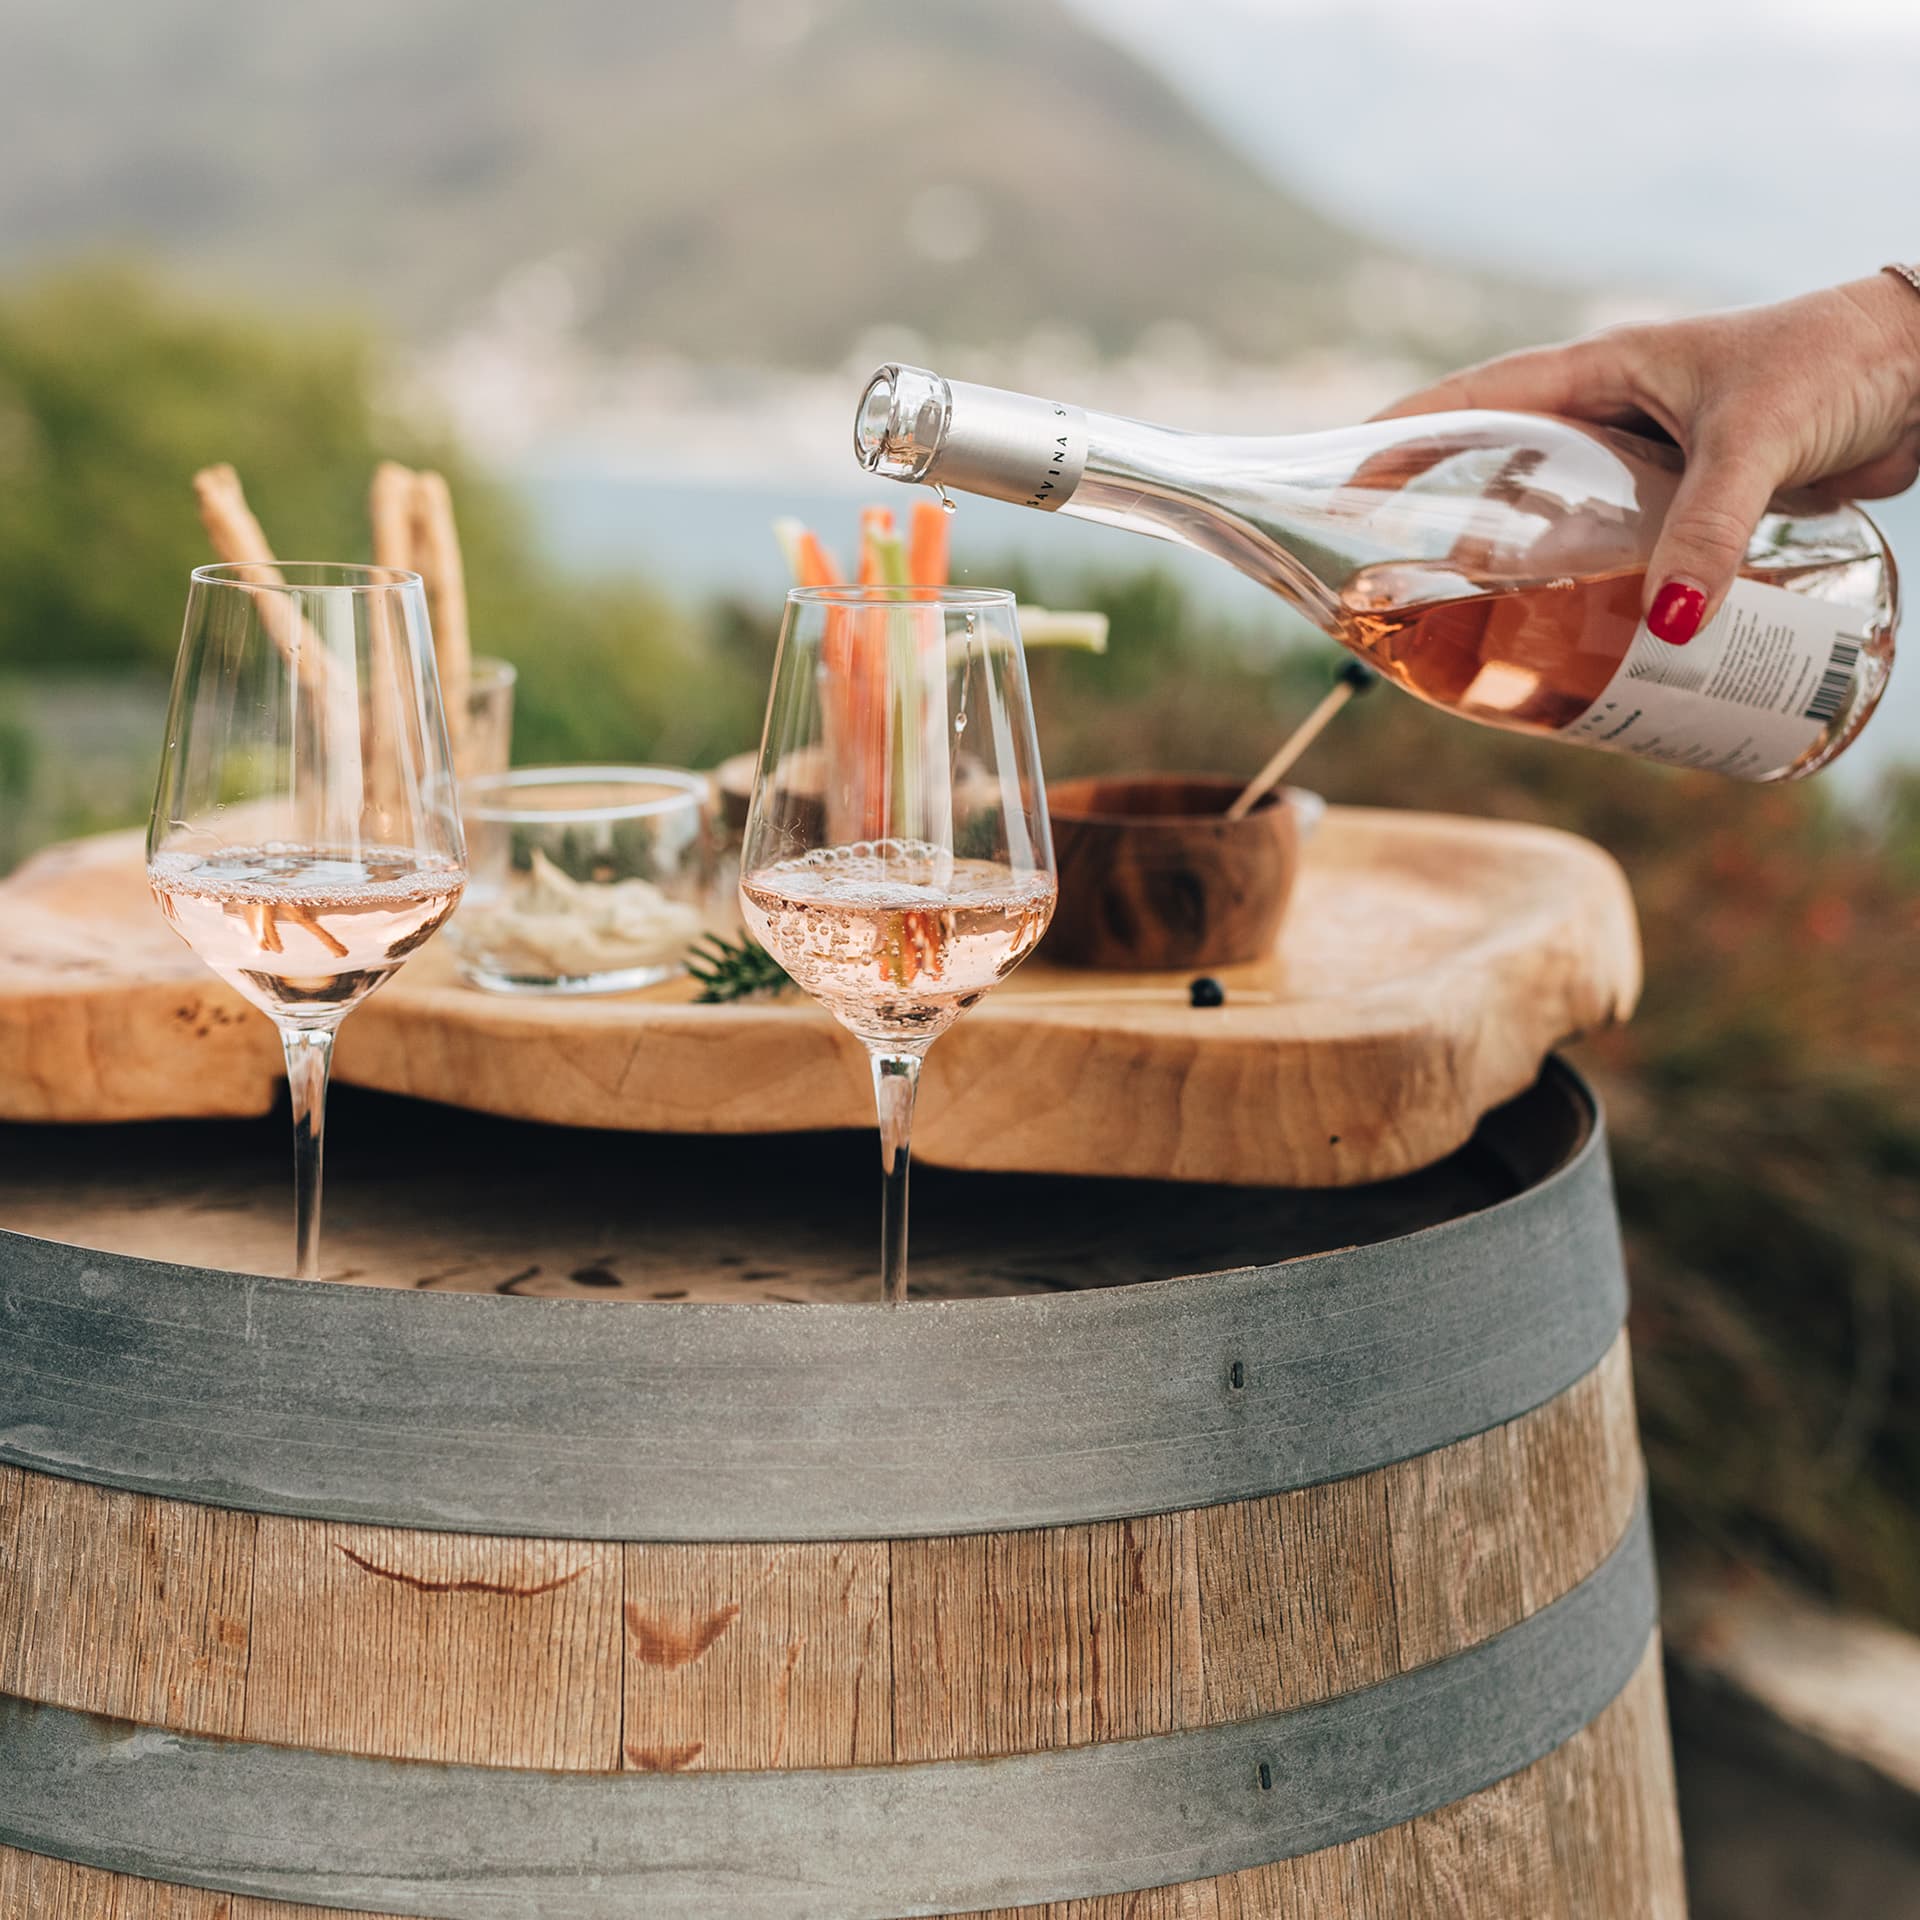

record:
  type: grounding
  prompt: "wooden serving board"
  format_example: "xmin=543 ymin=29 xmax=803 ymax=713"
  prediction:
xmin=0 ymin=808 xmax=1639 ymax=1188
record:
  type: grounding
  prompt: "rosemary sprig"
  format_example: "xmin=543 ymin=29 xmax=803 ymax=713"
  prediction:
xmin=687 ymin=931 xmax=794 ymax=1003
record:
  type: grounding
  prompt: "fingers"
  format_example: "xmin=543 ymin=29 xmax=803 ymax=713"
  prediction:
xmin=1643 ymin=432 xmax=1782 ymax=644
xmin=1372 ymin=335 xmax=1649 ymax=424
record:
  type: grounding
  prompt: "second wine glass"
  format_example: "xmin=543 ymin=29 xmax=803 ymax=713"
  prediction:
xmin=739 ymin=585 xmax=1056 ymax=1304
xmin=148 ymin=563 xmax=466 ymax=1281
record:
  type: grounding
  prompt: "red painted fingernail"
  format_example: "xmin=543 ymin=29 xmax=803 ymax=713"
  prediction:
xmin=1647 ymin=581 xmax=1706 ymax=646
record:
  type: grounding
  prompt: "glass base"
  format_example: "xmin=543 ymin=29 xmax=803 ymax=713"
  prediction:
xmin=454 ymin=959 xmax=685 ymax=996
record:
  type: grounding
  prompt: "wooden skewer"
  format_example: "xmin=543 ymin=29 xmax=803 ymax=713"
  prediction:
xmin=410 ymin=468 xmax=472 ymax=740
xmin=1226 ymin=661 xmax=1377 ymax=821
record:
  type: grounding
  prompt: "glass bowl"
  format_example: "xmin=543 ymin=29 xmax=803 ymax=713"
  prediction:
xmin=445 ymin=766 xmax=713 ymax=994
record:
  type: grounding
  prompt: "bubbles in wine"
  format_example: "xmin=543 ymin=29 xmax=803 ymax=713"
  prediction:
xmin=739 ymin=839 xmax=1054 ymax=1046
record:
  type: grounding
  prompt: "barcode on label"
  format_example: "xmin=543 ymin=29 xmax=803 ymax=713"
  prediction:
xmin=1803 ymin=639 xmax=1860 ymax=724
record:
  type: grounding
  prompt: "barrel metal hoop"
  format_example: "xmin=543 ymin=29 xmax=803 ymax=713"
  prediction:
xmin=0 ymin=1060 xmax=1626 ymax=1542
xmin=0 ymin=1498 xmax=1656 ymax=1920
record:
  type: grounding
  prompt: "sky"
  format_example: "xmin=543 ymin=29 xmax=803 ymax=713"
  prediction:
xmin=1070 ymin=0 xmax=1920 ymax=304
xmin=1163 ymin=0 xmax=1920 ymax=34
xmin=1058 ymin=0 xmax=1920 ymax=785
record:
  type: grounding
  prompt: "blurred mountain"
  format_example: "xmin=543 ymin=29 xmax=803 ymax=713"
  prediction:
xmin=1071 ymin=0 xmax=1920 ymax=307
xmin=0 ymin=0 xmax=1571 ymax=366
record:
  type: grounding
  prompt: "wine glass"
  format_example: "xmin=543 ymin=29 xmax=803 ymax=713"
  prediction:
xmin=739 ymin=585 xmax=1056 ymax=1304
xmin=148 ymin=563 xmax=467 ymax=1281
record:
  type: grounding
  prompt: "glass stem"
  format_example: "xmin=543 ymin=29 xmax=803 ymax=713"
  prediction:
xmin=280 ymin=1025 xmax=337 ymax=1283
xmin=870 ymin=1050 xmax=923 ymax=1306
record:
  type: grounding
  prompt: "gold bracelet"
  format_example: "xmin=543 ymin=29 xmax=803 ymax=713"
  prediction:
xmin=1881 ymin=262 xmax=1920 ymax=298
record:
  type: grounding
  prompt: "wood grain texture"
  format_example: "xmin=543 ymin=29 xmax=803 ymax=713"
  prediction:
xmin=0 ymin=1080 xmax=1525 ymax=1303
xmin=890 ymin=1514 xmax=1187 ymax=1762
xmin=0 ymin=1337 xmax=1639 ymax=1772
xmin=621 ymin=1542 xmax=892 ymax=1770
xmin=0 ymin=809 xmax=1641 ymax=1187
xmin=243 ymin=1520 xmax=623 ymax=1767
xmin=0 ymin=1648 xmax=1684 ymax=1919
xmin=1045 ymin=774 xmax=1302 ymax=971
xmin=0 ymin=1465 xmax=254 ymax=1739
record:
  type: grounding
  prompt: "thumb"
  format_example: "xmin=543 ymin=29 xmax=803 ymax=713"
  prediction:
xmin=1643 ymin=435 xmax=1780 ymax=645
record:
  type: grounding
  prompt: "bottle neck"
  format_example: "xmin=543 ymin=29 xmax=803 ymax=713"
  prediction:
xmin=926 ymin=378 xmax=1094 ymax=512
xmin=855 ymin=364 xmax=1347 ymax=629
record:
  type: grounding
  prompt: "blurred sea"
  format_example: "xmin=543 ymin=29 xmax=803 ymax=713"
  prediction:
xmin=515 ymin=460 xmax=1920 ymax=793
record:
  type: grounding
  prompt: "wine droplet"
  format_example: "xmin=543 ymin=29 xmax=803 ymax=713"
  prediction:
xmin=934 ymin=484 xmax=957 ymax=515
xmin=954 ymin=711 xmax=968 ymax=736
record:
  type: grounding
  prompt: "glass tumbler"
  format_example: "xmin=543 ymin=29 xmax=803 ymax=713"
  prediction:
xmin=455 ymin=655 xmax=517 ymax=783
xmin=445 ymin=765 xmax=713 ymax=993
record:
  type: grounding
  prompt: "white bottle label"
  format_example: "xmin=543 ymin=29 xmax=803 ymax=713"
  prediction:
xmin=1563 ymin=579 xmax=1867 ymax=779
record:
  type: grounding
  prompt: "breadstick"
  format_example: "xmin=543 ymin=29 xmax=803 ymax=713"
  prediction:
xmin=193 ymin=464 xmax=277 ymax=568
xmin=410 ymin=469 xmax=472 ymax=735
xmin=364 ymin=462 xmax=427 ymax=818
xmin=191 ymin=464 xmax=318 ymax=685
xmin=369 ymin=461 xmax=418 ymax=572
xmin=189 ymin=464 xmax=361 ymax=886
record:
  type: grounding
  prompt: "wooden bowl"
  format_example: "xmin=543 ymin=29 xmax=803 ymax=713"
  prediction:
xmin=715 ymin=745 xmax=826 ymax=847
xmin=1045 ymin=774 xmax=1313 ymax=971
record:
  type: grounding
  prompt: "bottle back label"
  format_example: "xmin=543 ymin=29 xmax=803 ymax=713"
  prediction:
xmin=1564 ymin=578 xmax=1866 ymax=779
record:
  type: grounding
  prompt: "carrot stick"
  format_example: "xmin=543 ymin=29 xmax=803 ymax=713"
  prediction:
xmin=909 ymin=498 xmax=950 ymax=587
xmin=794 ymin=529 xmax=843 ymax=588
xmin=855 ymin=517 xmax=905 ymax=832
xmin=870 ymin=529 xmax=909 ymax=588
xmin=790 ymin=525 xmax=875 ymax=842
xmin=858 ymin=507 xmax=895 ymax=586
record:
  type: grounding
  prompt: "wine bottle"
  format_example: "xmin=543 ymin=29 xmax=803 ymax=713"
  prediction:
xmin=853 ymin=365 xmax=1897 ymax=781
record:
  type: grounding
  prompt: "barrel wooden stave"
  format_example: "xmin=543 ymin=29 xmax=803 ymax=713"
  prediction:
xmin=247 ymin=1525 xmax=626 ymax=1769
xmin=0 ymin=1340 xmax=1637 ymax=1773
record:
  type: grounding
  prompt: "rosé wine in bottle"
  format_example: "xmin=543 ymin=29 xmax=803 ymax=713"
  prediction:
xmin=151 ymin=843 xmax=464 ymax=1026
xmin=854 ymin=366 xmax=1896 ymax=781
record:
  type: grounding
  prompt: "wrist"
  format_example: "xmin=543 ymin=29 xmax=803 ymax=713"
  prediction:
xmin=1863 ymin=268 xmax=1920 ymax=414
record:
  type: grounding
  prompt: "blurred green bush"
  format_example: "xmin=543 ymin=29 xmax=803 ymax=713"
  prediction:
xmin=0 ymin=265 xmax=765 ymax=771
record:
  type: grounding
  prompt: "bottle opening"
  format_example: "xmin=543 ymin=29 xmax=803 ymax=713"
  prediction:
xmin=855 ymin=377 xmax=897 ymax=469
xmin=853 ymin=364 xmax=952 ymax=482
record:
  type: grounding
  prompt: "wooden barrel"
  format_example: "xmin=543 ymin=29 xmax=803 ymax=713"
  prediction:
xmin=0 ymin=1061 xmax=1685 ymax=1919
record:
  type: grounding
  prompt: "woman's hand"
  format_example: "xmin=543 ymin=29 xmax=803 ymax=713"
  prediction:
xmin=1375 ymin=273 xmax=1920 ymax=643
